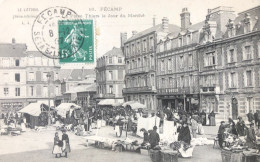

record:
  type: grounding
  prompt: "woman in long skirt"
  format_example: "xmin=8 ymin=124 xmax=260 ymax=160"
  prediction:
xmin=62 ymin=130 xmax=71 ymax=158
xmin=52 ymin=132 xmax=62 ymax=158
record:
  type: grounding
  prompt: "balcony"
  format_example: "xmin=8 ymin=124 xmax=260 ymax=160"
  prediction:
xmin=158 ymin=87 xmax=190 ymax=95
xmin=123 ymin=86 xmax=156 ymax=94
xmin=126 ymin=66 xmax=155 ymax=75
xmin=200 ymin=86 xmax=220 ymax=94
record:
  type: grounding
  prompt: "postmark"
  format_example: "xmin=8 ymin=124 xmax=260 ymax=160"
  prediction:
xmin=58 ymin=20 xmax=94 ymax=63
xmin=32 ymin=6 xmax=84 ymax=59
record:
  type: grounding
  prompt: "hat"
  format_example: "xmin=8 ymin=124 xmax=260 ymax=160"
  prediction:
xmin=153 ymin=126 xmax=157 ymax=130
xmin=221 ymin=121 xmax=225 ymax=124
xmin=238 ymin=116 xmax=242 ymax=119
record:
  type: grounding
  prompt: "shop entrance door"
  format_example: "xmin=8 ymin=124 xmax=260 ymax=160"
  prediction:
xmin=232 ymin=98 xmax=238 ymax=120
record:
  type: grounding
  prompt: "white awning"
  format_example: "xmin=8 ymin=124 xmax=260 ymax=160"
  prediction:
xmin=123 ymin=101 xmax=146 ymax=110
xmin=19 ymin=102 xmax=49 ymax=116
xmin=55 ymin=103 xmax=81 ymax=118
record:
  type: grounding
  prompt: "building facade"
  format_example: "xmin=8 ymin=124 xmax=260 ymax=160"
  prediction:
xmin=26 ymin=51 xmax=61 ymax=106
xmin=95 ymin=47 xmax=125 ymax=104
xmin=156 ymin=8 xmax=202 ymax=111
xmin=197 ymin=6 xmax=260 ymax=120
xmin=122 ymin=19 xmax=180 ymax=110
xmin=0 ymin=40 xmax=27 ymax=113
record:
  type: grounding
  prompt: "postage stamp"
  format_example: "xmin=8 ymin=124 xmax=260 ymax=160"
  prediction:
xmin=58 ymin=20 xmax=94 ymax=63
xmin=31 ymin=6 xmax=84 ymax=59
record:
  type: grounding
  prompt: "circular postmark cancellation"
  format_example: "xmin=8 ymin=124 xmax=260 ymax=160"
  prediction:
xmin=32 ymin=6 xmax=85 ymax=59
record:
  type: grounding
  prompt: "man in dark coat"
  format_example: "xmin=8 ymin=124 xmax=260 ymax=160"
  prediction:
xmin=247 ymin=110 xmax=254 ymax=123
xmin=149 ymin=126 xmax=160 ymax=149
xmin=254 ymin=111 xmax=260 ymax=129
xmin=236 ymin=116 xmax=246 ymax=136
xmin=201 ymin=110 xmax=207 ymax=126
xmin=218 ymin=121 xmax=229 ymax=148
xmin=177 ymin=122 xmax=191 ymax=145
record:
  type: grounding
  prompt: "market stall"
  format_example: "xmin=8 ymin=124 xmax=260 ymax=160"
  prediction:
xmin=19 ymin=102 xmax=50 ymax=129
xmin=55 ymin=103 xmax=81 ymax=118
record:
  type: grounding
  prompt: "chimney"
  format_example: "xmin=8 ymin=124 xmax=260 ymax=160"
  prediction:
xmin=132 ymin=31 xmax=138 ymax=37
xmin=120 ymin=32 xmax=127 ymax=48
xmin=153 ymin=15 xmax=156 ymax=27
xmin=162 ymin=17 xmax=169 ymax=32
xmin=12 ymin=38 xmax=16 ymax=44
xmin=81 ymin=66 xmax=84 ymax=81
xmin=180 ymin=8 xmax=191 ymax=31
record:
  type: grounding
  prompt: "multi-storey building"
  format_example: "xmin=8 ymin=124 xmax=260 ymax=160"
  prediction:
xmin=25 ymin=51 xmax=61 ymax=106
xmin=0 ymin=39 xmax=27 ymax=113
xmin=197 ymin=6 xmax=260 ymax=120
xmin=156 ymin=8 xmax=202 ymax=111
xmin=122 ymin=19 xmax=180 ymax=110
xmin=95 ymin=47 xmax=125 ymax=105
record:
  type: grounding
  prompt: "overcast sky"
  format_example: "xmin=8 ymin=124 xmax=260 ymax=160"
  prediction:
xmin=0 ymin=0 xmax=259 ymax=69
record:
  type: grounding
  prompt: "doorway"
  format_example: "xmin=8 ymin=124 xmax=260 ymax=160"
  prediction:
xmin=232 ymin=98 xmax=238 ymax=120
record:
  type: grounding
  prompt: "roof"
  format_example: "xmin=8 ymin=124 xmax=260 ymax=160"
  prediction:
xmin=19 ymin=102 xmax=49 ymax=116
xmin=26 ymin=51 xmax=43 ymax=57
xmin=101 ymin=47 xmax=123 ymax=58
xmin=0 ymin=43 xmax=27 ymax=57
xmin=60 ymin=68 xmax=95 ymax=81
xmin=125 ymin=24 xmax=180 ymax=43
xmin=65 ymin=83 xmax=96 ymax=93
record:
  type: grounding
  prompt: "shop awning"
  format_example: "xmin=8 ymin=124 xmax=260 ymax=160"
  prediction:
xmin=55 ymin=103 xmax=81 ymax=118
xmin=19 ymin=102 xmax=49 ymax=116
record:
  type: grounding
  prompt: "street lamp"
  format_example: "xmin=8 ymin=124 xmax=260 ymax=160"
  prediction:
xmin=46 ymin=72 xmax=51 ymax=125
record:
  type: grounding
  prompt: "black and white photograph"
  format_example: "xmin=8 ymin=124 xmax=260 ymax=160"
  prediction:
xmin=0 ymin=0 xmax=260 ymax=161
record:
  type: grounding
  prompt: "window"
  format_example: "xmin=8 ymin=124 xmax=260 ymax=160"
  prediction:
xmin=15 ymin=59 xmax=20 ymax=66
xmin=180 ymin=76 xmax=184 ymax=87
xmin=189 ymin=75 xmax=193 ymax=87
xmin=118 ymin=57 xmax=122 ymax=63
xmin=109 ymin=85 xmax=113 ymax=94
xmin=168 ymin=58 xmax=172 ymax=71
xmin=150 ymin=55 xmax=154 ymax=68
xmin=137 ymin=42 xmax=140 ymax=52
xmin=246 ymin=71 xmax=252 ymax=86
xmin=228 ymin=28 xmax=235 ymax=37
xmin=188 ymin=54 xmax=193 ymax=67
xmin=179 ymin=56 xmax=184 ymax=68
xmin=229 ymin=49 xmax=235 ymax=63
xmin=109 ymin=71 xmax=113 ymax=80
xmin=108 ymin=57 xmax=113 ymax=64
xmin=55 ymin=86 xmax=59 ymax=95
xmin=230 ymin=72 xmax=236 ymax=88
xmin=161 ymin=59 xmax=165 ymax=71
xmin=204 ymin=52 xmax=216 ymax=66
xmin=118 ymin=70 xmax=123 ymax=80
xmin=42 ymin=72 xmax=48 ymax=81
xmin=15 ymin=73 xmax=20 ymax=82
xmin=150 ymin=37 xmax=154 ymax=50
xmin=161 ymin=78 xmax=165 ymax=88
xmin=143 ymin=39 xmax=147 ymax=51
xmin=244 ymin=22 xmax=251 ymax=34
xmin=244 ymin=46 xmax=252 ymax=60
xmin=151 ymin=74 xmax=155 ymax=86
xmin=15 ymin=88 xmax=20 ymax=96
xmin=4 ymin=88 xmax=8 ymax=96
xmin=137 ymin=58 xmax=141 ymax=67
xmin=43 ymin=86 xmax=48 ymax=97
xmin=54 ymin=72 xmax=59 ymax=81
xmin=28 ymin=72 xmax=35 ymax=81
xmin=30 ymin=86 xmax=34 ymax=96
xmin=178 ymin=37 xmax=182 ymax=47
xmin=132 ymin=44 xmax=135 ymax=54
xmin=169 ymin=77 xmax=173 ymax=87
xmin=187 ymin=35 xmax=191 ymax=44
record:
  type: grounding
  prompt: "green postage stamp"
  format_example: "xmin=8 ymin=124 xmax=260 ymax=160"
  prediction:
xmin=58 ymin=20 xmax=94 ymax=63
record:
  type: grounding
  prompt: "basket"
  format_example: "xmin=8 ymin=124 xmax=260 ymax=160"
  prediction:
xmin=161 ymin=151 xmax=178 ymax=162
xmin=150 ymin=149 xmax=161 ymax=162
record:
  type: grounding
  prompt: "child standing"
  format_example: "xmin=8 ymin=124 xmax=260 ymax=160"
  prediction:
xmin=52 ymin=132 xmax=62 ymax=158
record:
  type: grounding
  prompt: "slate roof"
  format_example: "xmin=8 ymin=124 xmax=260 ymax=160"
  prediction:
xmin=102 ymin=47 xmax=123 ymax=57
xmin=60 ymin=69 xmax=95 ymax=81
xmin=125 ymin=24 xmax=180 ymax=43
xmin=0 ymin=43 xmax=27 ymax=57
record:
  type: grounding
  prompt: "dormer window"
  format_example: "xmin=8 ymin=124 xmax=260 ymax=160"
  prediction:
xmin=244 ymin=13 xmax=251 ymax=34
xmin=226 ymin=19 xmax=235 ymax=37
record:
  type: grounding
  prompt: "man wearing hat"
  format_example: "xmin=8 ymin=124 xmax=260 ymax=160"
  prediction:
xmin=149 ymin=126 xmax=160 ymax=149
xmin=236 ymin=116 xmax=246 ymax=136
xmin=177 ymin=122 xmax=191 ymax=145
xmin=218 ymin=121 xmax=229 ymax=148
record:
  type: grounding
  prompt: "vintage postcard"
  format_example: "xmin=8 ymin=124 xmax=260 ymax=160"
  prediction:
xmin=0 ymin=0 xmax=260 ymax=161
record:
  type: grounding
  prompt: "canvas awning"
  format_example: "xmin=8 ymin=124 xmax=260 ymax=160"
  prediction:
xmin=55 ymin=103 xmax=81 ymax=118
xmin=19 ymin=102 xmax=49 ymax=116
xmin=123 ymin=101 xmax=146 ymax=110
